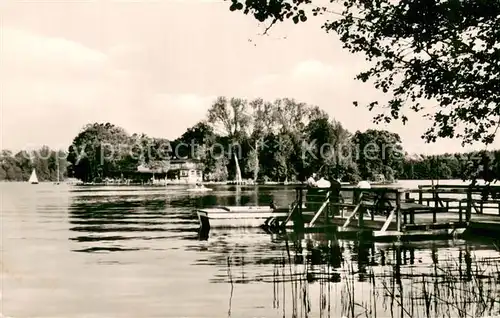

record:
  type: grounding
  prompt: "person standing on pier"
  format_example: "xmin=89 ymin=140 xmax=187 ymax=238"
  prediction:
xmin=305 ymin=173 xmax=332 ymax=211
xmin=306 ymin=173 xmax=318 ymax=187
xmin=316 ymin=175 xmax=331 ymax=188
xmin=302 ymin=173 xmax=318 ymax=209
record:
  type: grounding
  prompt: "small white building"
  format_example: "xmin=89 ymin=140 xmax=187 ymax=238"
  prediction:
xmin=168 ymin=159 xmax=203 ymax=184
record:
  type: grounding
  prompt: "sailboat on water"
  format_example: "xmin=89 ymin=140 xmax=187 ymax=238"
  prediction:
xmin=29 ymin=169 xmax=39 ymax=184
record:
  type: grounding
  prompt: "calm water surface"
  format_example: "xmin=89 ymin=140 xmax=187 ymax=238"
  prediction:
xmin=1 ymin=181 xmax=500 ymax=318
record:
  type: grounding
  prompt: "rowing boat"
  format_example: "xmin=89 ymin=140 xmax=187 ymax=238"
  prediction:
xmin=196 ymin=206 xmax=289 ymax=228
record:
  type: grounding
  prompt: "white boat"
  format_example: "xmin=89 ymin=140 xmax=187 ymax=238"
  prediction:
xmin=196 ymin=206 xmax=289 ymax=228
xmin=187 ymin=186 xmax=213 ymax=192
xmin=65 ymin=178 xmax=83 ymax=185
xmin=28 ymin=169 xmax=39 ymax=184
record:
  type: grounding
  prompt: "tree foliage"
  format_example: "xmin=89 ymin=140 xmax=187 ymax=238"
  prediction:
xmin=352 ymin=129 xmax=403 ymax=181
xmin=207 ymin=96 xmax=251 ymax=141
xmin=304 ymin=115 xmax=354 ymax=179
xmin=67 ymin=123 xmax=172 ymax=182
xmin=204 ymin=96 xmax=397 ymax=182
xmin=0 ymin=148 xmax=67 ymax=182
xmin=226 ymin=0 xmax=500 ymax=146
xmin=5 ymin=97 xmax=500 ymax=184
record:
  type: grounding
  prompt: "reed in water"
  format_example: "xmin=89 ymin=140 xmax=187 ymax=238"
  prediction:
xmin=228 ymin=237 xmax=500 ymax=318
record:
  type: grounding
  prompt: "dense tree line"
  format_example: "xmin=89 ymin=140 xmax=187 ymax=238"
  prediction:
xmin=402 ymin=151 xmax=500 ymax=183
xmin=66 ymin=123 xmax=171 ymax=182
xmin=0 ymin=148 xmax=67 ymax=182
xmin=155 ymin=97 xmax=406 ymax=183
xmin=2 ymin=96 xmax=499 ymax=183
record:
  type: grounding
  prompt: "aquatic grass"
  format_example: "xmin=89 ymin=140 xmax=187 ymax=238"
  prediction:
xmin=371 ymin=246 xmax=500 ymax=318
xmin=261 ymin=240 xmax=500 ymax=318
xmin=220 ymin=236 xmax=500 ymax=318
xmin=227 ymin=256 xmax=234 ymax=318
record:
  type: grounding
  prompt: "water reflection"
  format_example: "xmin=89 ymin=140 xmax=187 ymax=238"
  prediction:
xmin=41 ymin=185 xmax=500 ymax=317
xmin=5 ymin=183 xmax=498 ymax=318
xmin=207 ymin=231 xmax=500 ymax=318
xmin=68 ymin=195 xmax=196 ymax=252
xmin=66 ymin=185 xmax=294 ymax=253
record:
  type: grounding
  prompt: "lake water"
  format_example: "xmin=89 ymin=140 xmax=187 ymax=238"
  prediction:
xmin=1 ymin=180 xmax=500 ymax=318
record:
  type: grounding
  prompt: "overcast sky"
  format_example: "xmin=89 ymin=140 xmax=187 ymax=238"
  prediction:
xmin=1 ymin=0 xmax=497 ymax=155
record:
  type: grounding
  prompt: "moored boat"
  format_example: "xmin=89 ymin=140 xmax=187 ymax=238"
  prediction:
xmin=196 ymin=206 xmax=289 ymax=229
xmin=187 ymin=184 xmax=213 ymax=192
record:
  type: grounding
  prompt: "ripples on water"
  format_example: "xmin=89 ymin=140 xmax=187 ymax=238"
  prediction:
xmin=1 ymin=183 xmax=499 ymax=318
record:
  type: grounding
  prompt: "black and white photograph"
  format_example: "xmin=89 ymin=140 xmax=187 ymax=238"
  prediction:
xmin=1 ymin=0 xmax=500 ymax=317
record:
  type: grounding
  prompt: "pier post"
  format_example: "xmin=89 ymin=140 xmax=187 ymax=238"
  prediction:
xmin=298 ymin=187 xmax=303 ymax=214
xmin=466 ymin=188 xmax=472 ymax=222
xmin=418 ymin=188 xmax=423 ymax=204
xmin=432 ymin=189 xmax=437 ymax=223
xmin=353 ymin=188 xmax=364 ymax=228
xmin=352 ymin=187 xmax=358 ymax=201
xmin=407 ymin=206 xmax=413 ymax=225
xmin=459 ymin=201 xmax=463 ymax=223
xmin=403 ymin=192 xmax=410 ymax=224
xmin=331 ymin=183 xmax=341 ymax=217
xmin=404 ymin=192 xmax=411 ymax=202
xmin=396 ymin=190 xmax=401 ymax=232
xmin=358 ymin=202 xmax=364 ymax=228
xmin=353 ymin=188 xmax=360 ymax=208
xmin=293 ymin=187 xmax=305 ymax=231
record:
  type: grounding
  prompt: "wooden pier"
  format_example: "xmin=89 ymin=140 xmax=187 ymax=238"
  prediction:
xmin=264 ymin=184 xmax=500 ymax=241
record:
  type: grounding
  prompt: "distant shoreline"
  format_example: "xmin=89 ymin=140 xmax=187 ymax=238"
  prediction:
xmin=73 ymin=181 xmax=306 ymax=186
xmin=2 ymin=180 xmax=399 ymax=187
xmin=1 ymin=179 xmax=483 ymax=187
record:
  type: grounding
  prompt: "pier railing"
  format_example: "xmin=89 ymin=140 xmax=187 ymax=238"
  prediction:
xmin=279 ymin=186 xmax=410 ymax=233
xmin=262 ymin=183 xmax=500 ymax=240
xmin=277 ymin=184 xmax=500 ymax=232
xmin=416 ymin=184 xmax=500 ymax=220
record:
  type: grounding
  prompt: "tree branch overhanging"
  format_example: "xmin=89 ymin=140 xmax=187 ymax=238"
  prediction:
xmin=227 ymin=0 xmax=500 ymax=146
